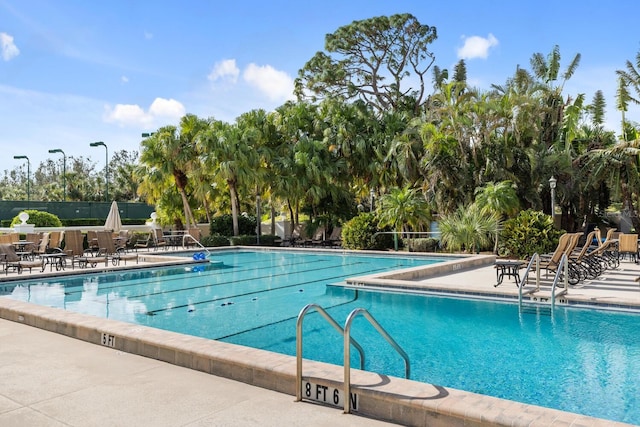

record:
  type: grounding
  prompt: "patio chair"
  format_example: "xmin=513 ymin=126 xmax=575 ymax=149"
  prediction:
xmin=63 ymin=230 xmax=106 ymax=268
xmin=48 ymin=231 xmax=65 ymax=253
xmin=533 ymin=233 xmax=571 ymax=277
xmin=308 ymin=227 xmax=326 ymax=247
xmin=86 ymin=230 xmax=100 ymax=254
xmin=183 ymin=227 xmax=202 ymax=248
xmin=133 ymin=231 xmax=154 ymax=251
xmin=96 ymin=230 xmax=138 ymax=265
xmin=618 ymin=233 xmax=639 ymax=262
xmin=33 ymin=232 xmax=51 ymax=256
xmin=0 ymin=243 xmax=43 ymax=274
xmin=568 ymin=231 xmax=601 ymax=282
xmin=327 ymin=227 xmax=342 ymax=248
xmin=153 ymin=228 xmax=167 ymax=250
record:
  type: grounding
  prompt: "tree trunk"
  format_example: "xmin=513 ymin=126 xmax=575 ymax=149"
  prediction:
xmin=229 ymin=182 xmax=240 ymax=236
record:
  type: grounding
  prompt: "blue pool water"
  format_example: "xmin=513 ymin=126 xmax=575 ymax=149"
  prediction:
xmin=1 ymin=249 xmax=639 ymax=424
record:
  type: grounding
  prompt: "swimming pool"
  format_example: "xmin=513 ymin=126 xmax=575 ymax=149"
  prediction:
xmin=1 ymin=249 xmax=639 ymax=424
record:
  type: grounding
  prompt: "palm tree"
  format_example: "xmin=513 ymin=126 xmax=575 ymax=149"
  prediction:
xmin=138 ymin=118 xmax=199 ymax=229
xmin=200 ymin=120 xmax=260 ymax=236
xmin=581 ymin=140 xmax=640 ymax=231
xmin=377 ymin=186 xmax=431 ymax=237
xmin=474 ymin=181 xmax=520 ymax=217
xmin=438 ymin=204 xmax=500 ymax=253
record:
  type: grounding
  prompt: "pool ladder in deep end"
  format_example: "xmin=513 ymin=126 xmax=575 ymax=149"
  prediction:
xmin=294 ymin=303 xmax=410 ymax=414
xmin=518 ymin=253 xmax=569 ymax=315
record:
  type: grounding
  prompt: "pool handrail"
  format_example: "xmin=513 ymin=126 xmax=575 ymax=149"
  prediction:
xmin=549 ymin=254 xmax=569 ymax=308
xmin=295 ymin=303 xmax=365 ymax=403
xmin=182 ymin=233 xmax=210 ymax=256
xmin=519 ymin=253 xmax=568 ymax=309
xmin=519 ymin=253 xmax=541 ymax=305
xmin=343 ymin=308 xmax=410 ymax=414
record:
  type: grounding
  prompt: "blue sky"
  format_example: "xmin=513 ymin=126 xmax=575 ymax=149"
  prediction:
xmin=1 ymin=0 xmax=639 ymax=174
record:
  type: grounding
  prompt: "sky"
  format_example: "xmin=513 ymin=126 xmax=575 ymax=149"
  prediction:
xmin=1 ymin=0 xmax=640 ymax=175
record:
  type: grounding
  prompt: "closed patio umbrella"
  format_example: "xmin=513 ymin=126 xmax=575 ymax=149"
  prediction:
xmin=104 ymin=201 xmax=123 ymax=232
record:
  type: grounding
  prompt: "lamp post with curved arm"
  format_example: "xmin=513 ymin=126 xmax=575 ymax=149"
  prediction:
xmin=13 ymin=155 xmax=30 ymax=203
xmin=48 ymin=148 xmax=67 ymax=201
xmin=90 ymin=141 xmax=108 ymax=201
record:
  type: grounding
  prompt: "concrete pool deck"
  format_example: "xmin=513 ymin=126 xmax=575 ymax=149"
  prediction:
xmin=1 ymin=249 xmax=639 ymax=426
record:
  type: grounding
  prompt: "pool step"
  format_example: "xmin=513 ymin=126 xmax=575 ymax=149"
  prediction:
xmin=519 ymin=302 xmax=553 ymax=316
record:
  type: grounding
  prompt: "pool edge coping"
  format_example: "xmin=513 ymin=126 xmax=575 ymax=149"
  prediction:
xmin=0 ymin=297 xmax=631 ymax=427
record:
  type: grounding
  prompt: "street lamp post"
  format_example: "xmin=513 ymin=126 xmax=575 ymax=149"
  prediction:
xmin=369 ymin=188 xmax=375 ymax=212
xmin=48 ymin=148 xmax=67 ymax=201
xmin=13 ymin=155 xmax=30 ymax=203
xmin=549 ymin=176 xmax=557 ymax=226
xmin=90 ymin=141 xmax=108 ymax=202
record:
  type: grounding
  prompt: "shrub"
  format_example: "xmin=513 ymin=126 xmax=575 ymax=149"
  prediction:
xmin=210 ymin=214 xmax=257 ymax=237
xmin=229 ymin=235 xmax=260 ymax=246
xmin=10 ymin=210 xmax=62 ymax=227
xmin=256 ymin=234 xmax=282 ymax=246
xmin=498 ymin=209 xmax=564 ymax=258
xmin=406 ymin=238 xmax=440 ymax=252
xmin=200 ymin=234 xmax=230 ymax=247
xmin=341 ymin=213 xmax=394 ymax=250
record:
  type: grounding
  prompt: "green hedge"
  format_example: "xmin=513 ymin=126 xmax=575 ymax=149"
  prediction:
xmin=200 ymin=234 xmax=230 ymax=247
xmin=406 ymin=238 xmax=440 ymax=252
xmin=341 ymin=213 xmax=394 ymax=250
xmin=210 ymin=214 xmax=257 ymax=237
xmin=10 ymin=210 xmax=62 ymax=227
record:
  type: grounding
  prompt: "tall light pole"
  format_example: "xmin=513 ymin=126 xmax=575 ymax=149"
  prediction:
xmin=549 ymin=176 xmax=557 ymax=227
xmin=48 ymin=148 xmax=67 ymax=201
xmin=13 ymin=155 xmax=30 ymax=203
xmin=90 ymin=141 xmax=108 ymax=201
xmin=369 ymin=188 xmax=375 ymax=212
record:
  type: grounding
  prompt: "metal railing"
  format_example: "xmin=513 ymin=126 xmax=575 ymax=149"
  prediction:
xmin=182 ymin=233 xmax=211 ymax=256
xmin=343 ymin=308 xmax=410 ymax=414
xmin=518 ymin=253 xmax=568 ymax=309
xmin=295 ymin=304 xmax=365 ymax=403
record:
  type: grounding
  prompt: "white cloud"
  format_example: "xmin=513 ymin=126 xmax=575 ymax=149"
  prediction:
xmin=121 ymin=76 xmax=129 ymax=84
xmin=102 ymin=97 xmax=185 ymax=128
xmin=148 ymin=97 xmax=186 ymax=119
xmin=0 ymin=32 xmax=20 ymax=61
xmin=243 ymin=63 xmax=294 ymax=101
xmin=208 ymin=59 xmax=240 ymax=83
xmin=457 ymin=33 xmax=498 ymax=60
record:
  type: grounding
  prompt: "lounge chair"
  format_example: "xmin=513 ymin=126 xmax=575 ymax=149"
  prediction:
xmin=327 ymin=227 xmax=342 ymax=248
xmin=0 ymin=243 xmax=43 ymax=274
xmin=533 ymin=233 xmax=572 ymax=278
xmin=49 ymin=231 xmax=65 ymax=253
xmin=568 ymin=231 xmax=601 ymax=282
xmin=308 ymin=227 xmax=326 ymax=247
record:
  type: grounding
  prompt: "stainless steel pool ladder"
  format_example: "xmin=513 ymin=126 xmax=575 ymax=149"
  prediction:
xmin=296 ymin=303 xmax=410 ymax=414
xmin=519 ymin=253 xmax=568 ymax=309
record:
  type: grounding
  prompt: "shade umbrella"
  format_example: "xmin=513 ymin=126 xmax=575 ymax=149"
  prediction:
xmin=104 ymin=201 xmax=123 ymax=232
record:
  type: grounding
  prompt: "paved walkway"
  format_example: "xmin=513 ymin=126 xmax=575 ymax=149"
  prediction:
xmin=0 ymin=319 xmax=398 ymax=427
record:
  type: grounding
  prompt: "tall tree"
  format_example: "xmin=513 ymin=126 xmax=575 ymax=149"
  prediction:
xmin=200 ymin=119 xmax=261 ymax=236
xmin=295 ymin=13 xmax=437 ymax=115
xmin=139 ymin=114 xmax=203 ymax=229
